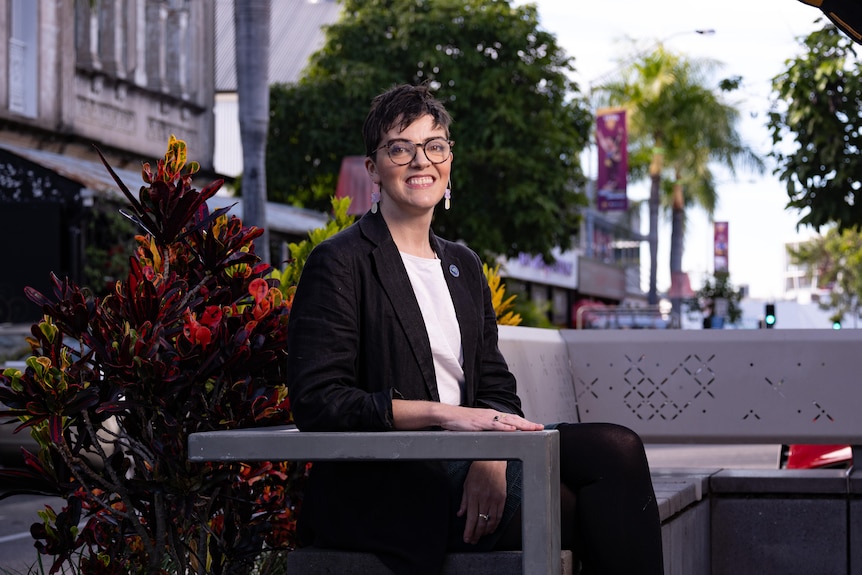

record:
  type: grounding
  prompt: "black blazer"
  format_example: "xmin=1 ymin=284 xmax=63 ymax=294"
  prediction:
xmin=286 ymin=210 xmax=523 ymax=574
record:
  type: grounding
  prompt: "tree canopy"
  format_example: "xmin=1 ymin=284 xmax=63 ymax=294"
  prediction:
xmin=788 ymin=227 xmax=862 ymax=325
xmin=266 ymin=0 xmax=591 ymax=259
xmin=768 ymin=24 xmax=862 ymax=231
xmin=688 ymin=271 xmax=744 ymax=327
xmin=599 ymin=46 xmax=761 ymax=306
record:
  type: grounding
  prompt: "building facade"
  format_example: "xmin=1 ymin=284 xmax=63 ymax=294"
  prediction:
xmin=0 ymin=0 xmax=216 ymax=167
xmin=0 ymin=0 xmax=216 ymax=323
xmin=499 ymin=202 xmax=649 ymax=328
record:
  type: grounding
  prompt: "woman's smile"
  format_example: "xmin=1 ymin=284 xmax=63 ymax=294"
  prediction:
xmin=406 ymin=175 xmax=435 ymax=187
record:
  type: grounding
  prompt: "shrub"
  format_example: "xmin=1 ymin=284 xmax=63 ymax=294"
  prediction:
xmin=483 ymin=263 xmax=522 ymax=326
xmin=0 ymin=137 xmax=302 ymax=574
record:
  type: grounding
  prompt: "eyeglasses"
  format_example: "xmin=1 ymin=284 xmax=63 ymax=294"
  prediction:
xmin=372 ymin=137 xmax=454 ymax=166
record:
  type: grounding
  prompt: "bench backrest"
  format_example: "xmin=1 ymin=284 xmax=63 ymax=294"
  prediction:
xmin=496 ymin=326 xmax=577 ymax=425
xmin=498 ymin=326 xmax=862 ymax=445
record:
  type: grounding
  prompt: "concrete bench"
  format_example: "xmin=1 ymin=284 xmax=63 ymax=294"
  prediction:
xmin=189 ymin=326 xmax=862 ymax=575
xmin=554 ymin=327 xmax=862 ymax=575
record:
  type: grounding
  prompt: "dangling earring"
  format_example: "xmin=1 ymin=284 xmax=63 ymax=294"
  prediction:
xmin=371 ymin=184 xmax=380 ymax=214
xmin=444 ymin=180 xmax=452 ymax=210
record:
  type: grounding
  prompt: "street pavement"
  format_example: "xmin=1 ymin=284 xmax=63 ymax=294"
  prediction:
xmin=0 ymin=494 xmax=62 ymax=574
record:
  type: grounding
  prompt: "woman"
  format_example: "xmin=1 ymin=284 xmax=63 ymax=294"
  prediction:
xmin=286 ymin=84 xmax=664 ymax=575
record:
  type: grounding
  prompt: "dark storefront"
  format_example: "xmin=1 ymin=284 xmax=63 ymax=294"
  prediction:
xmin=0 ymin=148 xmax=87 ymax=323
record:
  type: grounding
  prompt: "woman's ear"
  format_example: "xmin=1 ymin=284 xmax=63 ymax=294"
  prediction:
xmin=365 ymin=156 xmax=380 ymax=184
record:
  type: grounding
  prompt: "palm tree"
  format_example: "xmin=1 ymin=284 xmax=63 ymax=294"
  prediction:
xmin=598 ymin=45 xmax=762 ymax=317
xmin=235 ymin=0 xmax=271 ymax=263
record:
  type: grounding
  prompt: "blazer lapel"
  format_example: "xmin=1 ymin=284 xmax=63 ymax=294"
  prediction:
xmin=359 ymin=213 xmax=440 ymax=401
xmin=434 ymin=236 xmax=479 ymax=406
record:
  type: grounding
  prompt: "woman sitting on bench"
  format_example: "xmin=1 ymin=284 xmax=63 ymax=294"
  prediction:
xmin=287 ymin=83 xmax=665 ymax=575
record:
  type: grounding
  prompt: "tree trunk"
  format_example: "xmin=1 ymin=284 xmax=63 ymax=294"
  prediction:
xmin=647 ymin=151 xmax=663 ymax=305
xmin=669 ymin=181 xmax=685 ymax=325
xmin=235 ymin=0 xmax=271 ymax=263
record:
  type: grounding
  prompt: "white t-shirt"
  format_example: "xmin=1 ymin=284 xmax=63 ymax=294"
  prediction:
xmin=400 ymin=252 xmax=465 ymax=406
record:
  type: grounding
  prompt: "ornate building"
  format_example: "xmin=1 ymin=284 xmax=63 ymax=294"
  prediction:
xmin=0 ymin=0 xmax=216 ymax=323
xmin=1 ymin=0 xmax=215 ymax=165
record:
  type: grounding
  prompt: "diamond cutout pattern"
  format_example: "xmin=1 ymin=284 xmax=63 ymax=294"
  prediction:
xmin=612 ymin=353 xmax=717 ymax=421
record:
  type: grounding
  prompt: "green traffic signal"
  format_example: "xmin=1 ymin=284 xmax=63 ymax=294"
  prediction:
xmin=764 ymin=303 xmax=776 ymax=328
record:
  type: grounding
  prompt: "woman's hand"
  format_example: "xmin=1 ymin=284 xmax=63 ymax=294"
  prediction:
xmin=457 ymin=460 xmax=508 ymax=544
xmin=392 ymin=399 xmax=544 ymax=431
xmin=438 ymin=406 xmax=544 ymax=432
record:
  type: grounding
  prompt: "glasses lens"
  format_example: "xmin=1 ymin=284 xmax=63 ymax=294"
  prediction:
xmin=387 ymin=141 xmax=416 ymax=165
xmin=383 ymin=139 xmax=451 ymax=165
xmin=424 ymin=139 xmax=451 ymax=163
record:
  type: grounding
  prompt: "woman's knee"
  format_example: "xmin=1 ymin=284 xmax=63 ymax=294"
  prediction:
xmin=603 ymin=423 xmax=646 ymax=455
xmin=559 ymin=422 xmax=649 ymax=475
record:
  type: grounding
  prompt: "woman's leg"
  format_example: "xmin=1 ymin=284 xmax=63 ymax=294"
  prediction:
xmin=557 ymin=422 xmax=664 ymax=575
xmin=494 ymin=423 xmax=663 ymax=575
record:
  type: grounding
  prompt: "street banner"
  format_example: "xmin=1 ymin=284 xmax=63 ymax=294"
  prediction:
xmin=714 ymin=221 xmax=729 ymax=272
xmin=595 ymin=107 xmax=628 ymax=211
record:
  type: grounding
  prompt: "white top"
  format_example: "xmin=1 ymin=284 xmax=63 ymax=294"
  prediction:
xmin=400 ymin=252 xmax=465 ymax=406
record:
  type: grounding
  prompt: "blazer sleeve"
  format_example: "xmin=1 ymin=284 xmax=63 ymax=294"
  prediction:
xmin=287 ymin=239 xmax=396 ymax=432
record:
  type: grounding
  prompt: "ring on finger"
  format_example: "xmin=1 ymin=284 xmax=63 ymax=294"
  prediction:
xmin=478 ymin=513 xmax=490 ymax=521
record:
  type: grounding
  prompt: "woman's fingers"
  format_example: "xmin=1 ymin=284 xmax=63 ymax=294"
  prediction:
xmin=491 ymin=412 xmax=544 ymax=431
xmin=438 ymin=406 xmax=543 ymax=432
xmin=460 ymin=461 xmax=507 ymax=544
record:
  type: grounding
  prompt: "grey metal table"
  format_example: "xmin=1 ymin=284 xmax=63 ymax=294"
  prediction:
xmin=189 ymin=426 xmax=561 ymax=574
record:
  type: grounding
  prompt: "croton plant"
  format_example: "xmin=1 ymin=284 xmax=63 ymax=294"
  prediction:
xmin=0 ymin=137 xmax=317 ymax=574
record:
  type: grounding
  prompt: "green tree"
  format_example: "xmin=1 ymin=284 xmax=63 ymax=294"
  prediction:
xmin=768 ymin=24 xmax=862 ymax=231
xmin=599 ymin=46 xmax=762 ymax=308
xmin=267 ymin=0 xmax=591 ymax=260
xmin=788 ymin=227 xmax=862 ymax=326
xmin=688 ymin=271 xmax=744 ymax=327
xmin=235 ymin=0 xmax=271 ymax=263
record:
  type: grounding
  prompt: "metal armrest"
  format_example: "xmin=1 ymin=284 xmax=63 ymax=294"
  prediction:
xmin=189 ymin=426 xmax=561 ymax=573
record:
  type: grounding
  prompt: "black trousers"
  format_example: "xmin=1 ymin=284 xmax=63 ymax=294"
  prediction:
xmin=493 ymin=423 xmax=665 ymax=575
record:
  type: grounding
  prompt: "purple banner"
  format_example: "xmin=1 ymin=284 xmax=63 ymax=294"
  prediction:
xmin=595 ymin=108 xmax=628 ymax=211
xmin=714 ymin=221 xmax=729 ymax=272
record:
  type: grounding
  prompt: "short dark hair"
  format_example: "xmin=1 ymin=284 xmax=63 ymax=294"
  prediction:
xmin=362 ymin=84 xmax=453 ymax=157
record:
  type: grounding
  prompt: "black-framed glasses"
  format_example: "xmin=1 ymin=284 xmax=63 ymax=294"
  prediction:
xmin=372 ymin=137 xmax=454 ymax=166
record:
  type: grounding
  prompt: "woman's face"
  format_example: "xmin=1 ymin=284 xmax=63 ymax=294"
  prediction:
xmin=366 ymin=114 xmax=452 ymax=218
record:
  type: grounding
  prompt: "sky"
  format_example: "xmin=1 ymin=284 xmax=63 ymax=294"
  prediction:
xmin=515 ymin=0 xmax=827 ymax=299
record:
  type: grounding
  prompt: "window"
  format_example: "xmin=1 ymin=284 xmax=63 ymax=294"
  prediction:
xmin=8 ymin=0 xmax=38 ymax=118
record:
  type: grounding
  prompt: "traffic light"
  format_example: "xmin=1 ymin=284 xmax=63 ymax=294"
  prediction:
xmin=833 ymin=320 xmax=842 ymax=330
xmin=764 ymin=303 xmax=776 ymax=328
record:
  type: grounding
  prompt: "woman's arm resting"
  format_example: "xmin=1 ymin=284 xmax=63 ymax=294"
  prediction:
xmin=391 ymin=399 xmax=543 ymax=431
